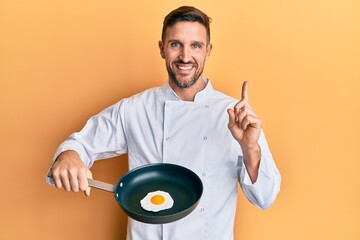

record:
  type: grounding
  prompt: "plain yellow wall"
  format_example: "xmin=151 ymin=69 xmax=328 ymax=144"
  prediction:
xmin=1 ymin=0 xmax=359 ymax=239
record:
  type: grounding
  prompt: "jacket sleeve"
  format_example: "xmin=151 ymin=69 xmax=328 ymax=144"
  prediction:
xmin=46 ymin=100 xmax=128 ymax=186
xmin=238 ymin=130 xmax=281 ymax=209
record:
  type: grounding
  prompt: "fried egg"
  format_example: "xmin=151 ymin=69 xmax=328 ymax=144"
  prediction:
xmin=140 ymin=190 xmax=174 ymax=212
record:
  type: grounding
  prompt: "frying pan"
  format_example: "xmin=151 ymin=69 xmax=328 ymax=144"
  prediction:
xmin=50 ymin=163 xmax=203 ymax=224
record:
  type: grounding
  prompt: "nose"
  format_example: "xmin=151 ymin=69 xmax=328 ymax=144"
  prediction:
xmin=179 ymin=46 xmax=191 ymax=63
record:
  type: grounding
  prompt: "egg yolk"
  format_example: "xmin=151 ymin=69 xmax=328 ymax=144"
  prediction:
xmin=150 ymin=195 xmax=165 ymax=205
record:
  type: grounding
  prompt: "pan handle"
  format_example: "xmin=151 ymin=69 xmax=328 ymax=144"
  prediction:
xmin=47 ymin=168 xmax=115 ymax=193
xmin=88 ymin=178 xmax=115 ymax=193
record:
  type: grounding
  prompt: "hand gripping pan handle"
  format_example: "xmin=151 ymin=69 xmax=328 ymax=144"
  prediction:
xmin=47 ymin=168 xmax=115 ymax=193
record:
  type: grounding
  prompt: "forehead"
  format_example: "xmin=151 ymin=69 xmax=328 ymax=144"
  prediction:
xmin=164 ymin=21 xmax=207 ymax=43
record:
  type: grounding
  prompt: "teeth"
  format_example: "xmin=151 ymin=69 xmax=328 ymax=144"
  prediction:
xmin=178 ymin=66 xmax=192 ymax=70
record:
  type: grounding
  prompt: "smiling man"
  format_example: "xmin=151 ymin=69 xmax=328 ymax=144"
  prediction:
xmin=47 ymin=6 xmax=281 ymax=240
xmin=159 ymin=20 xmax=212 ymax=99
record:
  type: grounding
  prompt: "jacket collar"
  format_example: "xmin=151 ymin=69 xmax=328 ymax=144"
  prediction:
xmin=161 ymin=78 xmax=214 ymax=102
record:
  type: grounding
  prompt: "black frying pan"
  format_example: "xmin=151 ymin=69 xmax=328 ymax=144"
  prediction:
xmin=85 ymin=163 xmax=203 ymax=224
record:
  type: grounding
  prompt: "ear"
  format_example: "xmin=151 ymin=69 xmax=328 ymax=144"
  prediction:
xmin=205 ymin=43 xmax=213 ymax=61
xmin=158 ymin=41 xmax=165 ymax=59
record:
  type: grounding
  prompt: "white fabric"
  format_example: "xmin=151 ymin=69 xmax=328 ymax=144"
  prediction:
xmin=47 ymin=79 xmax=281 ymax=240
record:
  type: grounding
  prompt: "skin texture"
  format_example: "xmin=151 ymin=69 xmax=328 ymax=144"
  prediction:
xmin=51 ymin=20 xmax=262 ymax=196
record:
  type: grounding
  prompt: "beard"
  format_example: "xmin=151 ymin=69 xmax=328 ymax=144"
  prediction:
xmin=166 ymin=60 xmax=204 ymax=89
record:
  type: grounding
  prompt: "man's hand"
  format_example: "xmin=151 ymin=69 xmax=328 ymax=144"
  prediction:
xmin=51 ymin=150 xmax=92 ymax=196
xmin=227 ymin=81 xmax=262 ymax=183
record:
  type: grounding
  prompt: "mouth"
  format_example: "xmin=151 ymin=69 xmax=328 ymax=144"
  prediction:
xmin=178 ymin=65 xmax=193 ymax=71
xmin=174 ymin=63 xmax=196 ymax=74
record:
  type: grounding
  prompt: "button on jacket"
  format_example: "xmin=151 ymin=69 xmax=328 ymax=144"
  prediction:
xmin=47 ymin=79 xmax=281 ymax=240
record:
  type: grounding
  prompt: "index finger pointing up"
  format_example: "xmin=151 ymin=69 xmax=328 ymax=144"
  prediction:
xmin=242 ymin=81 xmax=249 ymax=100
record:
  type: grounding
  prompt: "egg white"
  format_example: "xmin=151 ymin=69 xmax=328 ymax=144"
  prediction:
xmin=140 ymin=190 xmax=174 ymax=212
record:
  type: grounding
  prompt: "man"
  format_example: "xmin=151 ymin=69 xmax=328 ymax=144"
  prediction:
xmin=47 ymin=6 xmax=281 ymax=240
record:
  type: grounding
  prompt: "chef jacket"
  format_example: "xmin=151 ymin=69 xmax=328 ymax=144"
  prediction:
xmin=47 ymin=78 xmax=281 ymax=240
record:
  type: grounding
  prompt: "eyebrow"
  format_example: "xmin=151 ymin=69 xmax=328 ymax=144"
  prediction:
xmin=192 ymin=41 xmax=205 ymax=46
xmin=167 ymin=39 xmax=206 ymax=46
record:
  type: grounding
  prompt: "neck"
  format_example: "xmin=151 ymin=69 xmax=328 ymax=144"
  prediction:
xmin=169 ymin=78 xmax=207 ymax=101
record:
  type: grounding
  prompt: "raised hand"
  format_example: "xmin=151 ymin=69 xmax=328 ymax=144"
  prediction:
xmin=227 ymin=81 xmax=262 ymax=182
xmin=227 ymin=81 xmax=262 ymax=148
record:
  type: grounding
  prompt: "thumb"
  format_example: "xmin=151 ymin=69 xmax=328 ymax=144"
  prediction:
xmin=85 ymin=169 xmax=93 ymax=197
xmin=227 ymin=109 xmax=236 ymax=128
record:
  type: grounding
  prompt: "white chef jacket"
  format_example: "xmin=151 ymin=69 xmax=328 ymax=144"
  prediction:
xmin=47 ymin=78 xmax=281 ymax=240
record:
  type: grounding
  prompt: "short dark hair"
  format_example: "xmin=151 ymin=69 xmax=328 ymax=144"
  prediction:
xmin=161 ymin=6 xmax=212 ymax=43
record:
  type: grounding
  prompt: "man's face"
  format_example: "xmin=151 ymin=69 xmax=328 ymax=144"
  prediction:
xmin=159 ymin=21 xmax=212 ymax=89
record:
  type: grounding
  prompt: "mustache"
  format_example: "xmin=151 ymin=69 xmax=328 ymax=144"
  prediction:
xmin=173 ymin=60 xmax=197 ymax=65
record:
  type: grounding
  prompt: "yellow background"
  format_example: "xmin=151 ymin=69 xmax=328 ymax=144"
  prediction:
xmin=1 ymin=0 xmax=359 ymax=239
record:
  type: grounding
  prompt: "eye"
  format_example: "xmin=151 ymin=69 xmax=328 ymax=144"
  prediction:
xmin=170 ymin=41 xmax=181 ymax=48
xmin=192 ymin=43 xmax=202 ymax=49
